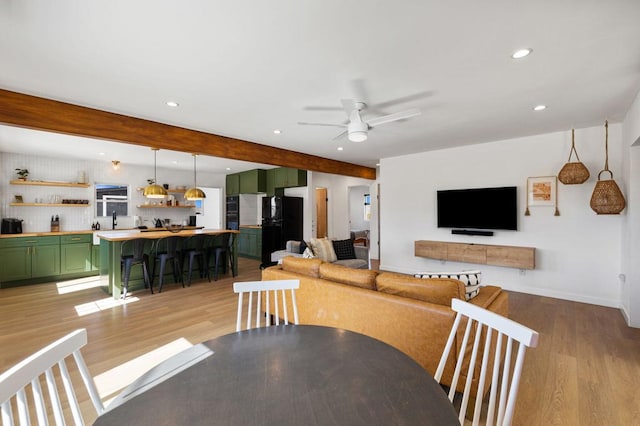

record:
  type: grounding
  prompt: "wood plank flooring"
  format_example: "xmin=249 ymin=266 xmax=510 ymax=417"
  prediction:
xmin=1 ymin=259 xmax=639 ymax=425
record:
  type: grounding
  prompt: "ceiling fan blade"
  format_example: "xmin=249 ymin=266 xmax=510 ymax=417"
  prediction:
xmin=366 ymin=108 xmax=421 ymax=128
xmin=340 ymin=99 xmax=357 ymax=116
xmin=298 ymin=122 xmax=346 ymax=128
xmin=332 ymin=130 xmax=348 ymax=140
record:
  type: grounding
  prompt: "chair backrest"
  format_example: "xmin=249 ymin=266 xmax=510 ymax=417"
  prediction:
xmin=186 ymin=234 xmax=207 ymax=251
xmin=434 ymin=299 xmax=539 ymax=426
xmin=153 ymin=236 xmax=181 ymax=257
xmin=0 ymin=329 xmax=104 ymax=425
xmin=233 ymin=280 xmax=300 ymax=332
xmin=121 ymin=238 xmax=149 ymax=261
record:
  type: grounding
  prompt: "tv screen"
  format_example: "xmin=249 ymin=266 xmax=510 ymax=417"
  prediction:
xmin=437 ymin=186 xmax=517 ymax=231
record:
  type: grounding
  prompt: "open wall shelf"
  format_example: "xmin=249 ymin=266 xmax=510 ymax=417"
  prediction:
xmin=10 ymin=180 xmax=90 ymax=188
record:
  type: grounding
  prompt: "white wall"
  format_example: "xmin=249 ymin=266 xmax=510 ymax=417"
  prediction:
xmin=380 ymin=124 xmax=625 ymax=308
xmin=1 ymin=152 xmax=226 ymax=232
xmin=348 ymin=185 xmax=370 ymax=232
xmin=309 ymin=172 xmax=376 ymax=241
xmin=621 ymin=88 xmax=640 ymax=326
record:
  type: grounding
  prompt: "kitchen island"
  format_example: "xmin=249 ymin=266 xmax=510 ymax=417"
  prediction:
xmin=96 ymin=228 xmax=239 ymax=299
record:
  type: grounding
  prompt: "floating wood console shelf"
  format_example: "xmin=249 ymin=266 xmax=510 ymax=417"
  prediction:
xmin=414 ymin=240 xmax=535 ymax=270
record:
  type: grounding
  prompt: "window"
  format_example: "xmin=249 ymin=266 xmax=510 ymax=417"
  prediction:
xmin=95 ymin=184 xmax=129 ymax=217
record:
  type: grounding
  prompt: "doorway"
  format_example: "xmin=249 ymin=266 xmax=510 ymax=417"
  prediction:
xmin=315 ymin=188 xmax=327 ymax=238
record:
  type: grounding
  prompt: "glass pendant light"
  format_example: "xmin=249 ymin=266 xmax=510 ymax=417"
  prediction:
xmin=185 ymin=153 xmax=206 ymax=201
xmin=143 ymin=148 xmax=168 ymax=198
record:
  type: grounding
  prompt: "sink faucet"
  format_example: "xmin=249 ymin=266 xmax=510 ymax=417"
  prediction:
xmin=112 ymin=210 xmax=117 ymax=230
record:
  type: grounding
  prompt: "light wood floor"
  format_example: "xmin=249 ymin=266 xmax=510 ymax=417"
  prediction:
xmin=1 ymin=258 xmax=639 ymax=425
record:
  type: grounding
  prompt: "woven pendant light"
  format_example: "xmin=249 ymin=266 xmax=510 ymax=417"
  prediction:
xmin=558 ymin=128 xmax=590 ymax=184
xmin=143 ymin=148 xmax=168 ymax=199
xmin=590 ymin=120 xmax=625 ymax=214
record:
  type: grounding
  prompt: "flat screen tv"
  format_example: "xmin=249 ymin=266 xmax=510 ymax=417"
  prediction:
xmin=437 ymin=186 xmax=517 ymax=231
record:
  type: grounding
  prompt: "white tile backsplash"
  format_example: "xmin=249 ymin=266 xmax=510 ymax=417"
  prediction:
xmin=1 ymin=152 xmax=226 ymax=233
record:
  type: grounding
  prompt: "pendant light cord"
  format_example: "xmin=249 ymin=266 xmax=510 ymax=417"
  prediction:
xmin=604 ymin=120 xmax=609 ymax=171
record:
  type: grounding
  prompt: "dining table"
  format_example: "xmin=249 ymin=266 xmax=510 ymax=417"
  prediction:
xmin=93 ymin=325 xmax=459 ymax=425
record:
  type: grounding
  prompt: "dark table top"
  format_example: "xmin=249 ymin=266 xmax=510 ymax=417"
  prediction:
xmin=94 ymin=325 xmax=458 ymax=426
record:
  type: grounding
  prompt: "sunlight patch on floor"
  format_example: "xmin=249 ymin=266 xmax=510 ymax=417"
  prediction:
xmin=94 ymin=337 xmax=195 ymax=404
xmin=56 ymin=276 xmax=103 ymax=294
xmin=74 ymin=296 xmax=140 ymax=316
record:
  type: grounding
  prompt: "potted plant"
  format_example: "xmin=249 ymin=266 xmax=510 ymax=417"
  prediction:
xmin=15 ymin=168 xmax=29 ymax=181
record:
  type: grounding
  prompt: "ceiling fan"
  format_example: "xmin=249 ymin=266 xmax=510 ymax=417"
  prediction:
xmin=298 ymin=99 xmax=421 ymax=142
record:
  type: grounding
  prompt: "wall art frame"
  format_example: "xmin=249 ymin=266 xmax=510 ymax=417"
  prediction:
xmin=525 ymin=176 xmax=559 ymax=216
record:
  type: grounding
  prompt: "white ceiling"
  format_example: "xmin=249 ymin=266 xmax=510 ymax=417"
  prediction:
xmin=1 ymin=1 xmax=639 ymax=173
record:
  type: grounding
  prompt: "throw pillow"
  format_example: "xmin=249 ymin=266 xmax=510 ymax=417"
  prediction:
xmin=414 ymin=270 xmax=482 ymax=301
xmin=309 ymin=238 xmax=337 ymax=263
xmin=332 ymin=239 xmax=356 ymax=260
xmin=302 ymin=247 xmax=315 ymax=258
xmin=299 ymin=240 xmax=308 ymax=254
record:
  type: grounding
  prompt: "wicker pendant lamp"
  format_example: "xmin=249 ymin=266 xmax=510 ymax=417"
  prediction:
xmin=590 ymin=120 xmax=625 ymax=214
xmin=143 ymin=148 xmax=168 ymax=198
xmin=558 ymin=128 xmax=590 ymax=184
xmin=184 ymin=154 xmax=206 ymax=201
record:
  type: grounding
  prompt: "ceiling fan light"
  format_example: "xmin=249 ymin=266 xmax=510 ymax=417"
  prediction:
xmin=349 ymin=131 xmax=368 ymax=142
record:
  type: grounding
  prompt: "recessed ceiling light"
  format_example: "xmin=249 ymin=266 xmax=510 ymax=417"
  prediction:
xmin=99 ymin=152 xmax=105 ymax=156
xmin=273 ymin=129 xmax=281 ymax=134
xmin=533 ymin=105 xmax=547 ymax=111
xmin=172 ymin=160 xmax=178 ymax=164
xmin=511 ymin=48 xmax=532 ymax=59
xmin=226 ymin=167 xmax=231 ymax=171
xmin=337 ymin=147 xmax=344 ymax=151
xmin=166 ymin=101 xmax=179 ymax=107
xmin=376 ymin=163 xmax=381 ymax=167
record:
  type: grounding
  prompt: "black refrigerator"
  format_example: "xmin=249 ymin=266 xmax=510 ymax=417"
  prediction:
xmin=261 ymin=196 xmax=303 ymax=266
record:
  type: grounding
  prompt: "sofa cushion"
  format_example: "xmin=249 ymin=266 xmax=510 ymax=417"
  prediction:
xmin=281 ymin=256 xmax=322 ymax=278
xmin=309 ymin=238 xmax=337 ymax=263
xmin=334 ymin=258 xmax=368 ymax=269
xmin=332 ymin=239 xmax=356 ymax=260
xmin=376 ymin=272 xmax=465 ymax=306
xmin=414 ymin=270 xmax=481 ymax=301
xmin=319 ymin=263 xmax=378 ymax=290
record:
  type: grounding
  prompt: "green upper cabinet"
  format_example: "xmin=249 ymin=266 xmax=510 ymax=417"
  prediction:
xmin=226 ymin=173 xmax=240 ymax=196
xmin=239 ymin=169 xmax=266 ymax=194
xmin=266 ymin=168 xmax=308 ymax=195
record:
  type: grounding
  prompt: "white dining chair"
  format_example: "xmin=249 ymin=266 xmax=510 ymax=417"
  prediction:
xmin=0 ymin=329 xmax=105 ymax=425
xmin=434 ymin=299 xmax=539 ymax=426
xmin=233 ymin=280 xmax=300 ymax=332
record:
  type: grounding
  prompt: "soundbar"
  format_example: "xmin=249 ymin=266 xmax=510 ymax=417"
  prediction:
xmin=451 ymin=229 xmax=494 ymax=237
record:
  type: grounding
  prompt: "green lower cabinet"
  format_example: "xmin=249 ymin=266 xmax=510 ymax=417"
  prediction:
xmin=238 ymin=227 xmax=261 ymax=260
xmin=60 ymin=234 xmax=92 ymax=275
xmin=0 ymin=236 xmax=60 ymax=283
xmin=0 ymin=246 xmax=32 ymax=282
xmin=61 ymin=244 xmax=92 ymax=274
xmin=32 ymin=244 xmax=61 ymax=278
xmin=92 ymin=245 xmax=101 ymax=271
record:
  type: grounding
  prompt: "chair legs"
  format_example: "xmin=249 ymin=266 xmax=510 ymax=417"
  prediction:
xmin=151 ymin=255 xmax=184 ymax=293
xmin=122 ymin=258 xmax=151 ymax=298
xmin=185 ymin=252 xmax=209 ymax=285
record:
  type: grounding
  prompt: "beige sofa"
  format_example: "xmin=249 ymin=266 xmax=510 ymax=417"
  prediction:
xmin=262 ymin=256 xmax=508 ymax=398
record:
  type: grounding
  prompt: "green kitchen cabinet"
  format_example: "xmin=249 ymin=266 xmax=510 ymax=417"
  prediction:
xmin=92 ymin=245 xmax=101 ymax=271
xmin=237 ymin=227 xmax=261 ymax=260
xmin=0 ymin=236 xmax=60 ymax=282
xmin=266 ymin=167 xmax=307 ymax=195
xmin=0 ymin=246 xmax=31 ymax=281
xmin=226 ymin=173 xmax=240 ymax=195
xmin=60 ymin=234 xmax=92 ymax=275
xmin=239 ymin=169 xmax=266 ymax=194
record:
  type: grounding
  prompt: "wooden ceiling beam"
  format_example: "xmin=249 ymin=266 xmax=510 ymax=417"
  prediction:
xmin=0 ymin=88 xmax=376 ymax=179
